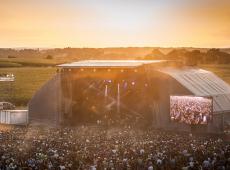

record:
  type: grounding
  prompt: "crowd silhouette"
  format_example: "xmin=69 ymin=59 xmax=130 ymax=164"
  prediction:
xmin=0 ymin=125 xmax=229 ymax=170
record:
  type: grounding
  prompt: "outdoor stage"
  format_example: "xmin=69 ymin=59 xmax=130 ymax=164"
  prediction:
xmin=29 ymin=60 xmax=230 ymax=133
xmin=60 ymin=65 xmax=159 ymax=126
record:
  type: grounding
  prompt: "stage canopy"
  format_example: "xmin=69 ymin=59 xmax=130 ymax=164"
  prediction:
xmin=58 ymin=60 xmax=166 ymax=68
xmin=159 ymin=67 xmax=230 ymax=113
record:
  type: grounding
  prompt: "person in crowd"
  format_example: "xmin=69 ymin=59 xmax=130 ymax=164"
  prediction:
xmin=0 ymin=125 xmax=229 ymax=170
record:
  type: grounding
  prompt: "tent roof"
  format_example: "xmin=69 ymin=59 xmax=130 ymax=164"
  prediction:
xmin=159 ymin=67 xmax=230 ymax=113
xmin=58 ymin=60 xmax=166 ymax=68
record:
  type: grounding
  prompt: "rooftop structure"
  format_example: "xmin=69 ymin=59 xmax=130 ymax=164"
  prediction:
xmin=160 ymin=67 xmax=230 ymax=113
xmin=58 ymin=60 xmax=167 ymax=68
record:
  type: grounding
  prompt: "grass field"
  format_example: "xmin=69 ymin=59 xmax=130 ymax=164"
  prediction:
xmin=0 ymin=67 xmax=56 ymax=107
xmin=0 ymin=64 xmax=230 ymax=107
xmin=0 ymin=57 xmax=63 ymax=67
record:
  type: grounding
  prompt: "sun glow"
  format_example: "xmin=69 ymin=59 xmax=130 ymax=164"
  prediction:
xmin=0 ymin=0 xmax=230 ymax=48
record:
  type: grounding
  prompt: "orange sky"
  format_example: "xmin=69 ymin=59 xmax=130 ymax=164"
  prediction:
xmin=0 ymin=0 xmax=230 ymax=48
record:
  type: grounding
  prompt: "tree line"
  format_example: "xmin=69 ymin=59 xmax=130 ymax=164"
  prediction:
xmin=143 ymin=48 xmax=230 ymax=65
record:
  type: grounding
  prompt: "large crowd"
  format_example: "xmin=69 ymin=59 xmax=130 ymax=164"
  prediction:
xmin=0 ymin=125 xmax=230 ymax=170
xmin=170 ymin=96 xmax=212 ymax=125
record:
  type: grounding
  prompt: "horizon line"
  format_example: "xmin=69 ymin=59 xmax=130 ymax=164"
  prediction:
xmin=0 ymin=46 xmax=230 ymax=50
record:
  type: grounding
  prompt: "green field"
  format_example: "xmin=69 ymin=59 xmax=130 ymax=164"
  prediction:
xmin=0 ymin=57 xmax=64 ymax=67
xmin=0 ymin=67 xmax=56 ymax=107
xmin=0 ymin=64 xmax=230 ymax=107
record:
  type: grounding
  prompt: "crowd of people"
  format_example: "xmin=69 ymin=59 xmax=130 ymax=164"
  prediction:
xmin=0 ymin=125 xmax=230 ymax=170
xmin=170 ymin=96 xmax=212 ymax=125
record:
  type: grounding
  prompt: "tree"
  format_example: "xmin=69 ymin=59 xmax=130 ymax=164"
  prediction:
xmin=46 ymin=55 xmax=53 ymax=59
xmin=8 ymin=55 xmax=16 ymax=58
xmin=183 ymin=50 xmax=203 ymax=66
xmin=205 ymin=49 xmax=219 ymax=64
xmin=165 ymin=49 xmax=187 ymax=60
xmin=143 ymin=49 xmax=165 ymax=60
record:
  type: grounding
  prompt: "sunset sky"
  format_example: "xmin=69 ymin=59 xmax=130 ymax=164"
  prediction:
xmin=0 ymin=0 xmax=230 ymax=48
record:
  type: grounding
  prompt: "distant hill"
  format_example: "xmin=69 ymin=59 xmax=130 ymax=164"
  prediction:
xmin=0 ymin=47 xmax=230 ymax=67
xmin=142 ymin=49 xmax=165 ymax=60
xmin=143 ymin=48 xmax=230 ymax=65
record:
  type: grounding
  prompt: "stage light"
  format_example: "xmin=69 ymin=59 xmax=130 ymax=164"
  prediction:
xmin=124 ymin=82 xmax=128 ymax=88
xmin=145 ymin=83 xmax=148 ymax=87
xmin=93 ymin=69 xmax=96 ymax=72
xmin=134 ymin=69 xmax=138 ymax=72
xmin=107 ymin=69 xmax=111 ymax=72
xmin=68 ymin=69 xmax=71 ymax=72
xmin=80 ymin=68 xmax=84 ymax=71
xmin=105 ymin=84 xmax=108 ymax=97
xmin=120 ymin=69 xmax=124 ymax=72
xmin=91 ymin=105 xmax=96 ymax=110
xmin=131 ymin=81 xmax=135 ymax=85
xmin=108 ymin=80 xmax=112 ymax=83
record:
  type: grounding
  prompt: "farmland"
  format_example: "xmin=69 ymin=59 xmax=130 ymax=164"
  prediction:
xmin=0 ymin=57 xmax=64 ymax=67
xmin=0 ymin=67 xmax=56 ymax=107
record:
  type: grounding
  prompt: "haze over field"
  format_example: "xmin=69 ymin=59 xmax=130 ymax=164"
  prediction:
xmin=0 ymin=0 xmax=230 ymax=48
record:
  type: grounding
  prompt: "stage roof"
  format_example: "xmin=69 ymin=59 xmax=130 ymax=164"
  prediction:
xmin=58 ymin=60 xmax=166 ymax=68
xmin=159 ymin=67 xmax=230 ymax=113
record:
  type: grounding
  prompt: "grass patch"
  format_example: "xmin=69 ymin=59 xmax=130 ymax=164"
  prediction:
xmin=0 ymin=58 xmax=62 ymax=67
xmin=0 ymin=61 xmax=22 ymax=67
xmin=0 ymin=67 xmax=56 ymax=107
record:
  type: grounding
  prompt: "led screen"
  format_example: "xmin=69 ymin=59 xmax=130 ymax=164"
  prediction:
xmin=170 ymin=96 xmax=213 ymax=125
